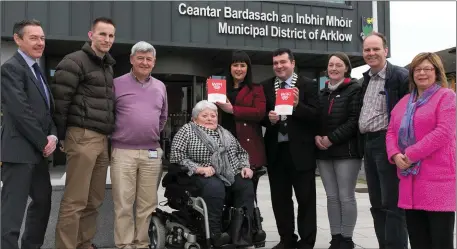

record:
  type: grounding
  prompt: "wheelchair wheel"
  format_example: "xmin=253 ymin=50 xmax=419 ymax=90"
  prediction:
xmin=149 ymin=216 xmax=166 ymax=249
xmin=185 ymin=242 xmax=201 ymax=249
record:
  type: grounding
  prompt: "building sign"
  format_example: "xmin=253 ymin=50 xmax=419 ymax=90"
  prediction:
xmin=178 ymin=3 xmax=354 ymax=42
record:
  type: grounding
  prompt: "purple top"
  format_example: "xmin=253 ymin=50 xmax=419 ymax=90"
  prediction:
xmin=111 ymin=73 xmax=168 ymax=150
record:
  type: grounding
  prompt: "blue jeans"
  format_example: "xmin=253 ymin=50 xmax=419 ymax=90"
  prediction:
xmin=363 ymin=131 xmax=408 ymax=249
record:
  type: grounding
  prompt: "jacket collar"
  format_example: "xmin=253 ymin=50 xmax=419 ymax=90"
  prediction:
xmin=363 ymin=60 xmax=395 ymax=85
xmin=322 ymin=78 xmax=353 ymax=93
xmin=82 ymin=42 xmax=116 ymax=66
xmin=324 ymin=77 xmax=351 ymax=85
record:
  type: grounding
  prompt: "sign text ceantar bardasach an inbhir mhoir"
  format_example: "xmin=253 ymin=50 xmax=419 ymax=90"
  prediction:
xmin=178 ymin=3 xmax=354 ymax=41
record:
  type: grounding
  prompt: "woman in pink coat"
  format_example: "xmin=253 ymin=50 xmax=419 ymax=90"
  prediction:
xmin=386 ymin=52 xmax=456 ymax=249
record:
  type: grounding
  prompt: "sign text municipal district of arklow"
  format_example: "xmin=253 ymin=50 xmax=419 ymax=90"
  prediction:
xmin=178 ymin=3 xmax=354 ymax=42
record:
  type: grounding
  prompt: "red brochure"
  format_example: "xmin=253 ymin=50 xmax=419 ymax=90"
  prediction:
xmin=207 ymin=78 xmax=227 ymax=103
xmin=274 ymin=88 xmax=294 ymax=115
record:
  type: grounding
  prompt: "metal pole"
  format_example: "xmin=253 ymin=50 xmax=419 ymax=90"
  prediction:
xmin=372 ymin=1 xmax=378 ymax=32
xmin=192 ymin=75 xmax=197 ymax=106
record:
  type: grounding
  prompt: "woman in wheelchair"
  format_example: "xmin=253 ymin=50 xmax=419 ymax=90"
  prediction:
xmin=170 ymin=100 xmax=256 ymax=249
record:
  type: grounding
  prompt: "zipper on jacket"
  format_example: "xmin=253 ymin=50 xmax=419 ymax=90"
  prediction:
xmin=328 ymin=96 xmax=335 ymax=115
xmin=348 ymin=142 xmax=352 ymax=157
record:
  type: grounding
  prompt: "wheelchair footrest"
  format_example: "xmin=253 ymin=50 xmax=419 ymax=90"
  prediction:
xmin=252 ymin=230 xmax=266 ymax=244
xmin=254 ymin=241 xmax=265 ymax=248
xmin=214 ymin=244 xmax=236 ymax=249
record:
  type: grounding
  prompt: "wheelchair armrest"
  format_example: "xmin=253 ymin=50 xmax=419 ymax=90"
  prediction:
xmin=167 ymin=163 xmax=190 ymax=174
xmin=253 ymin=166 xmax=267 ymax=178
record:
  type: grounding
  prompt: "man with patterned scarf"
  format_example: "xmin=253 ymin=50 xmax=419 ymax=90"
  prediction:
xmin=261 ymin=48 xmax=320 ymax=249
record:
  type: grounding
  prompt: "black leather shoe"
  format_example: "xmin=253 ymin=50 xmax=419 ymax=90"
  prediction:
xmin=328 ymin=234 xmax=342 ymax=249
xmin=339 ymin=237 xmax=355 ymax=249
xmin=272 ymin=241 xmax=297 ymax=249
xmin=297 ymin=239 xmax=315 ymax=249
xmin=212 ymin=232 xmax=231 ymax=247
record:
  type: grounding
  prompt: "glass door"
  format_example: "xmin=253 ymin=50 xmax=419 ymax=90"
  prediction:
xmin=161 ymin=81 xmax=193 ymax=165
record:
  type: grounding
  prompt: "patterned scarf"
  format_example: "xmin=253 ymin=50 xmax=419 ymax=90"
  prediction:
xmin=398 ymin=84 xmax=441 ymax=176
xmin=190 ymin=122 xmax=235 ymax=186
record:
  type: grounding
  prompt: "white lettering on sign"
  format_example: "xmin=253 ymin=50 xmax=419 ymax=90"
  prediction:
xmin=178 ymin=3 xmax=221 ymax=17
xmin=320 ymin=30 xmax=353 ymax=42
xmin=223 ymin=6 xmax=279 ymax=22
xmin=326 ymin=16 xmax=353 ymax=28
xmin=178 ymin=3 xmax=355 ymax=42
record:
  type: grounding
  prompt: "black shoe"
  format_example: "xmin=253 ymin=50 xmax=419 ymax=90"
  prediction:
xmin=329 ymin=234 xmax=342 ymax=249
xmin=272 ymin=241 xmax=297 ymax=249
xmin=212 ymin=232 xmax=231 ymax=247
xmin=297 ymin=240 xmax=314 ymax=249
xmin=339 ymin=237 xmax=355 ymax=249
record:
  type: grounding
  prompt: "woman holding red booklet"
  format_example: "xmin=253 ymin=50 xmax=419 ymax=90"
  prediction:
xmin=216 ymin=50 xmax=267 ymax=197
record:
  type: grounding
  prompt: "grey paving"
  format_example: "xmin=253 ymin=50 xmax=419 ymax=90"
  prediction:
xmin=14 ymin=166 xmax=453 ymax=249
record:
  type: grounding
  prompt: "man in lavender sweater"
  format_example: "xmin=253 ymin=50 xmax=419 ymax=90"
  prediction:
xmin=110 ymin=41 xmax=168 ymax=249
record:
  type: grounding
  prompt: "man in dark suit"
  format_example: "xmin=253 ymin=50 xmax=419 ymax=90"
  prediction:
xmin=1 ymin=19 xmax=58 ymax=249
xmin=261 ymin=48 xmax=319 ymax=249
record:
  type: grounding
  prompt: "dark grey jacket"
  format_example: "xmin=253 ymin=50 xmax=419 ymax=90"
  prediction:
xmin=1 ymin=52 xmax=57 ymax=164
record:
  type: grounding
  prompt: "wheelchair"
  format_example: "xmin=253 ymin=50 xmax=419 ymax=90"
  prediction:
xmin=149 ymin=164 xmax=267 ymax=249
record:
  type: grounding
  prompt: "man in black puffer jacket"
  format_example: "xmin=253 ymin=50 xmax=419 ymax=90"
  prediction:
xmin=51 ymin=17 xmax=116 ymax=249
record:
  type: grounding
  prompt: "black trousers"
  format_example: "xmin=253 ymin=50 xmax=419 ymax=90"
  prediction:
xmin=268 ymin=142 xmax=317 ymax=249
xmin=193 ymin=174 xmax=254 ymax=235
xmin=364 ymin=131 xmax=408 ymax=249
xmin=406 ymin=210 xmax=455 ymax=249
xmin=1 ymin=160 xmax=52 ymax=249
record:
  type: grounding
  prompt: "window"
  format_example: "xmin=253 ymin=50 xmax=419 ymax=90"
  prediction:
xmin=321 ymin=0 xmax=346 ymax=3
xmin=281 ymin=1 xmax=348 ymax=5
xmin=319 ymin=71 xmax=328 ymax=90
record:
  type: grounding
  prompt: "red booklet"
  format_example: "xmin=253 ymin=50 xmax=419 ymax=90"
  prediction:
xmin=274 ymin=89 xmax=294 ymax=115
xmin=207 ymin=78 xmax=227 ymax=103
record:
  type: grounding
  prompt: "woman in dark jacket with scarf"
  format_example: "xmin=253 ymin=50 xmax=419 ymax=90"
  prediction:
xmin=216 ymin=50 xmax=267 ymax=196
xmin=315 ymin=52 xmax=362 ymax=249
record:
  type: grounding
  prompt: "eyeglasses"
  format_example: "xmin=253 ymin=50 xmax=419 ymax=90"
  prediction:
xmin=414 ymin=67 xmax=435 ymax=74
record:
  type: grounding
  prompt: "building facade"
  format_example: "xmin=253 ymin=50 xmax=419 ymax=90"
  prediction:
xmin=1 ymin=1 xmax=390 ymax=166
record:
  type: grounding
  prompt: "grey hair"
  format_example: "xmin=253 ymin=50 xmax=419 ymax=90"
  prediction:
xmin=130 ymin=41 xmax=156 ymax=57
xmin=192 ymin=100 xmax=218 ymax=119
